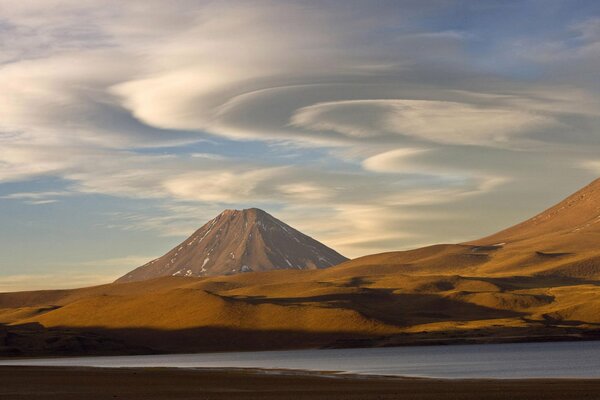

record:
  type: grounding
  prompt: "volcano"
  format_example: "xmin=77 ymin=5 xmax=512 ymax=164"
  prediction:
xmin=116 ymin=208 xmax=348 ymax=283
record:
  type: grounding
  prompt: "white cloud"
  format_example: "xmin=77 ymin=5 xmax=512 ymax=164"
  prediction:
xmin=0 ymin=272 xmax=117 ymax=292
xmin=0 ymin=190 xmax=72 ymax=205
xmin=362 ymin=148 xmax=431 ymax=173
xmin=292 ymin=99 xmax=556 ymax=146
xmin=277 ymin=183 xmax=334 ymax=201
xmin=0 ymin=191 xmax=70 ymax=200
xmin=77 ymin=254 xmax=157 ymax=269
xmin=583 ymin=160 xmax=600 ymax=174
xmin=162 ymin=167 xmax=286 ymax=203
xmin=0 ymin=254 xmax=159 ymax=292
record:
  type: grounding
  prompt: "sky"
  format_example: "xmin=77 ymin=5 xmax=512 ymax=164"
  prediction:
xmin=1 ymin=0 xmax=600 ymax=291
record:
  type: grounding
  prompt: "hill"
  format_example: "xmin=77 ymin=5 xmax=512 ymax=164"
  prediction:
xmin=2 ymin=179 xmax=600 ymax=356
xmin=340 ymin=178 xmax=600 ymax=279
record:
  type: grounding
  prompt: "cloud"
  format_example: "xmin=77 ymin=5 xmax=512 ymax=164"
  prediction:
xmin=362 ymin=148 xmax=432 ymax=173
xmin=583 ymin=160 xmax=600 ymax=174
xmin=277 ymin=183 xmax=333 ymax=201
xmin=508 ymin=16 xmax=600 ymax=90
xmin=77 ymin=254 xmax=157 ymax=269
xmin=162 ymin=167 xmax=286 ymax=203
xmin=0 ymin=253 xmax=159 ymax=291
xmin=1 ymin=0 xmax=596 ymax=157
xmin=0 ymin=51 xmax=198 ymax=149
xmin=362 ymin=148 xmax=508 ymax=193
xmin=1 ymin=0 xmax=600 ymax=272
xmin=0 ymin=190 xmax=71 ymax=205
xmin=0 ymin=272 xmax=117 ymax=292
xmin=190 ymin=153 xmax=227 ymax=160
xmin=292 ymin=99 xmax=556 ymax=146
xmin=572 ymin=17 xmax=600 ymax=42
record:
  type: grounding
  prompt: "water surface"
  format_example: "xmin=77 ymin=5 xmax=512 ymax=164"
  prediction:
xmin=2 ymin=341 xmax=600 ymax=379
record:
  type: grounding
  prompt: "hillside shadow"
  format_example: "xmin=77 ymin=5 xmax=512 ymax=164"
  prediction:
xmin=0 ymin=322 xmax=152 ymax=357
xmin=0 ymin=322 xmax=388 ymax=357
xmin=461 ymin=275 xmax=600 ymax=291
xmin=218 ymin=288 xmax=523 ymax=327
xmin=3 ymin=322 xmax=600 ymax=358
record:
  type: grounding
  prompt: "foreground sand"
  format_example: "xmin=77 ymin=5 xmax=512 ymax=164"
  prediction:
xmin=2 ymin=367 xmax=600 ymax=400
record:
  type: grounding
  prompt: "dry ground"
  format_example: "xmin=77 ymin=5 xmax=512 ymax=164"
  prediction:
xmin=3 ymin=366 xmax=600 ymax=400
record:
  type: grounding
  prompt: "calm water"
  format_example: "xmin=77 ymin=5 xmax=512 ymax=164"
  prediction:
xmin=2 ymin=341 xmax=600 ymax=379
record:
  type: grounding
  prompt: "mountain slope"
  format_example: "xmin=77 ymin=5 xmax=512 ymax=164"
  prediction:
xmin=462 ymin=177 xmax=600 ymax=277
xmin=116 ymin=208 xmax=348 ymax=283
xmin=336 ymin=178 xmax=600 ymax=278
xmin=472 ymin=178 xmax=600 ymax=247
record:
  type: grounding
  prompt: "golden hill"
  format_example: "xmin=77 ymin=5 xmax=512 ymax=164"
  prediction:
xmin=2 ymin=179 xmax=600 ymax=356
xmin=342 ymin=178 xmax=600 ymax=279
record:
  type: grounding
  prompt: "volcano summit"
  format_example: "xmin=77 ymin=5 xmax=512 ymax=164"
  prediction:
xmin=116 ymin=208 xmax=348 ymax=282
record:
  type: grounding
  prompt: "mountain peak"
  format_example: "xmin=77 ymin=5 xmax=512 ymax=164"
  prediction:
xmin=116 ymin=208 xmax=348 ymax=283
xmin=221 ymin=207 xmax=263 ymax=213
xmin=219 ymin=207 xmax=267 ymax=218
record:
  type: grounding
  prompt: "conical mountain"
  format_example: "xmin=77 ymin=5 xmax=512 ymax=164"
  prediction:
xmin=116 ymin=208 xmax=348 ymax=283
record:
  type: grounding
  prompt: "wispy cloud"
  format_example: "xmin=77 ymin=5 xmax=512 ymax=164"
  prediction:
xmin=1 ymin=190 xmax=72 ymax=205
xmin=0 ymin=272 xmax=117 ymax=292
xmin=0 ymin=254 xmax=158 ymax=292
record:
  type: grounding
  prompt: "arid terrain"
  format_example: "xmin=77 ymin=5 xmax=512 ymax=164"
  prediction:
xmin=5 ymin=366 xmax=600 ymax=400
xmin=2 ymin=179 xmax=600 ymax=356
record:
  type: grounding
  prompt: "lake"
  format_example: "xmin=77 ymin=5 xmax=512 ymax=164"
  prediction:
xmin=2 ymin=341 xmax=600 ymax=379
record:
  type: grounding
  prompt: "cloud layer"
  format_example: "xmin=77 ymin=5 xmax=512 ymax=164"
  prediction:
xmin=1 ymin=0 xmax=600 ymax=289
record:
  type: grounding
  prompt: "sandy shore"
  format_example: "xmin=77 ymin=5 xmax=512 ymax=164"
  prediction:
xmin=2 ymin=366 xmax=600 ymax=399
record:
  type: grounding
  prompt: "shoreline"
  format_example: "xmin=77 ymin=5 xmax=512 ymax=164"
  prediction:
xmin=22 ymin=364 xmax=600 ymax=381
xmin=2 ymin=365 xmax=600 ymax=400
xmin=2 ymin=330 xmax=600 ymax=361
xmin=4 ymin=339 xmax=600 ymax=381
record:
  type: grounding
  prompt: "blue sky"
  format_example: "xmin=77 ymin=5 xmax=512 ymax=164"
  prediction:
xmin=1 ymin=0 xmax=600 ymax=291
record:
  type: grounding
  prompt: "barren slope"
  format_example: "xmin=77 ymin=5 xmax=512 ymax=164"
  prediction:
xmin=338 ymin=178 xmax=600 ymax=278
